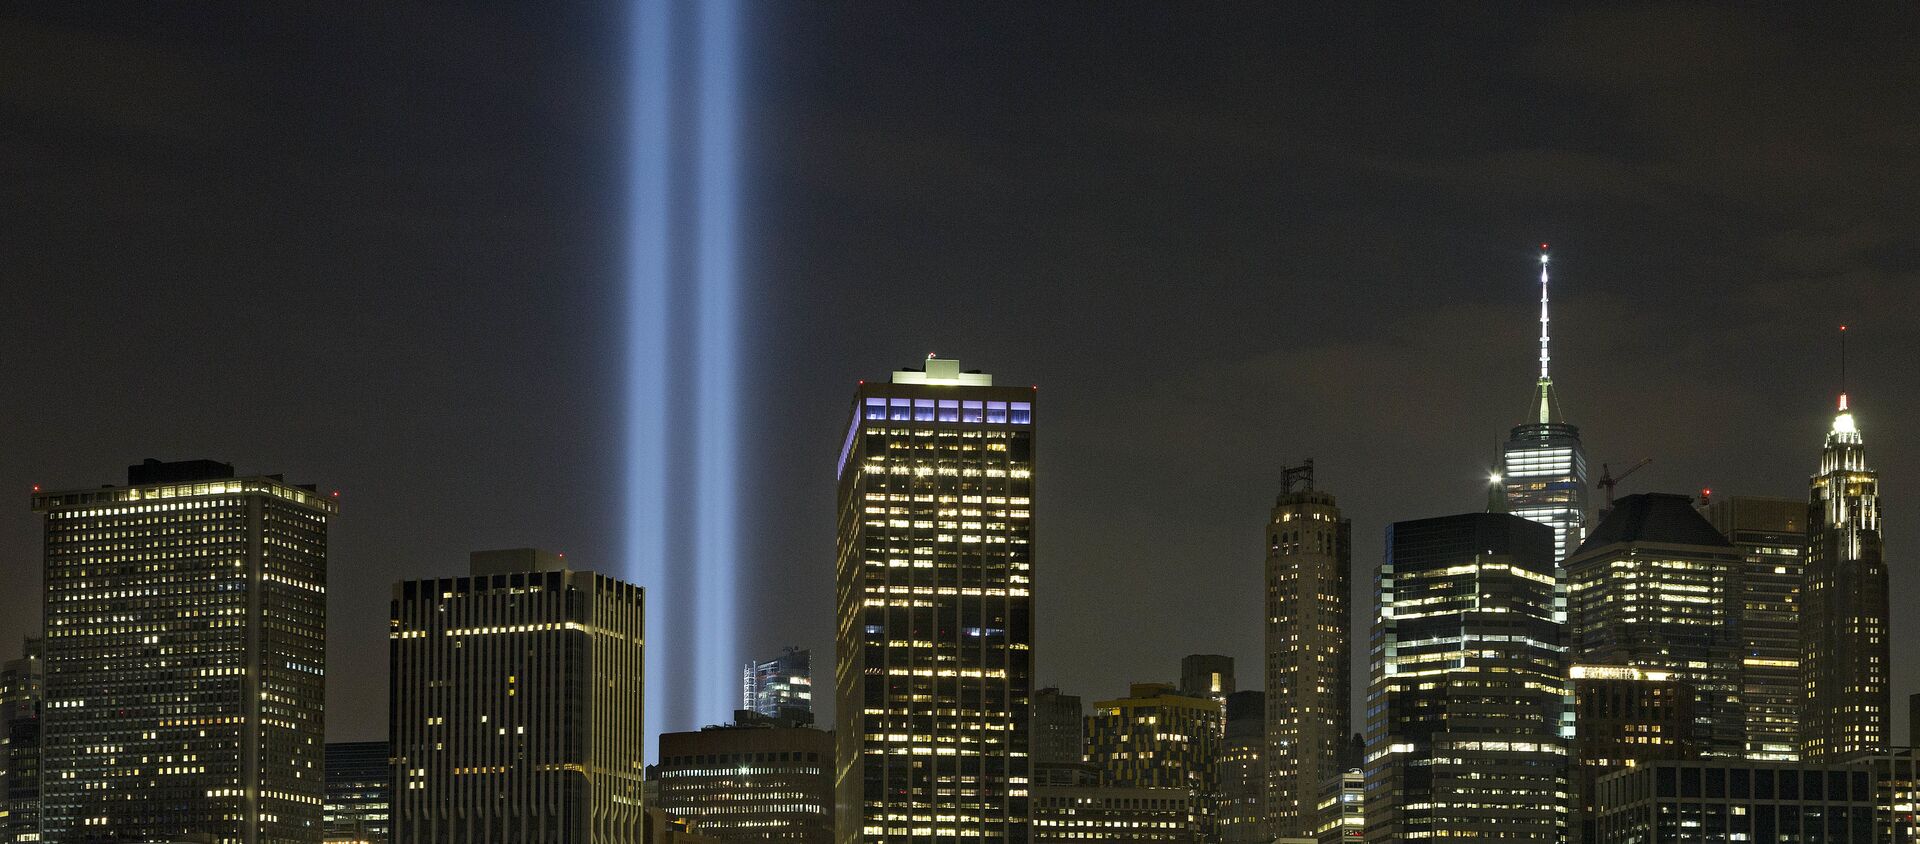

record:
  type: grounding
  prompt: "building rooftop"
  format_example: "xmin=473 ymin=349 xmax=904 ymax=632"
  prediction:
xmin=1577 ymin=492 xmax=1733 ymax=552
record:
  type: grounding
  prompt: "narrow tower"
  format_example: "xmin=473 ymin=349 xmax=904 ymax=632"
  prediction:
xmin=1263 ymin=461 xmax=1351 ymax=840
xmin=1501 ymin=244 xmax=1591 ymax=564
xmin=1801 ymin=327 xmax=1888 ymax=762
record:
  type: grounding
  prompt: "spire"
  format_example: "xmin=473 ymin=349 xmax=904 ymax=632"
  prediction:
xmin=1830 ymin=325 xmax=1861 ymax=444
xmin=1532 ymin=243 xmax=1556 ymax=424
xmin=1838 ymin=324 xmax=1848 ymax=412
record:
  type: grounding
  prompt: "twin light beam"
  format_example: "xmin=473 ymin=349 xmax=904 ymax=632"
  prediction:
xmin=628 ymin=0 xmax=743 ymax=742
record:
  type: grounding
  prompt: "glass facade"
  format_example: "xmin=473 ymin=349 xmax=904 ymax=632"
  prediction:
xmin=1592 ymin=760 xmax=1877 ymax=843
xmin=1217 ymin=691 xmax=1267 ymax=844
xmin=834 ymin=360 xmax=1035 ymax=844
xmin=32 ymin=461 xmax=334 ymax=844
xmin=324 ymin=741 xmax=391 ymax=843
xmin=743 ymin=648 xmax=814 ymax=726
xmin=1364 ymin=512 xmax=1568 ymax=843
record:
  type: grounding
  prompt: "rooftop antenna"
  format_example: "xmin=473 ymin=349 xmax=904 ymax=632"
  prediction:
xmin=1535 ymin=243 xmax=1554 ymax=424
xmin=1280 ymin=460 xmax=1315 ymax=496
xmin=1838 ymin=325 xmax=1848 ymax=411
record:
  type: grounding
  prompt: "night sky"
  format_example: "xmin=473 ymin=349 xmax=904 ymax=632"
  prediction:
xmin=6 ymin=4 xmax=1919 ymax=747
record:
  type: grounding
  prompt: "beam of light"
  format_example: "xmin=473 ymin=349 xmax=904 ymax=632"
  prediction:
xmin=692 ymin=0 xmax=742 ymax=731
xmin=627 ymin=0 xmax=673 ymax=750
xmin=628 ymin=0 xmax=744 ymax=744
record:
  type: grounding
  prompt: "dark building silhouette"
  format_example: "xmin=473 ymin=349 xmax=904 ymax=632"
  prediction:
xmin=1179 ymin=655 xmax=1235 ymax=703
xmin=1217 ymin=691 xmax=1267 ymax=844
xmin=1031 ymin=688 xmax=1094 ymax=788
xmin=1 ymin=637 xmax=42 ymax=844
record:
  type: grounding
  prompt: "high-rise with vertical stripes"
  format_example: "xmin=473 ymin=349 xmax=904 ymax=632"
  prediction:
xmin=834 ymin=357 xmax=1036 ymax=844
xmin=32 ymin=459 xmax=335 ymax=844
xmin=1262 ymin=462 xmax=1351 ymax=840
xmin=1801 ymin=385 xmax=1887 ymax=763
xmin=388 ymin=549 xmax=646 ymax=843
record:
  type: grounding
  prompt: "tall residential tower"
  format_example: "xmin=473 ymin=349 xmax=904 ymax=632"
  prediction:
xmin=834 ymin=357 xmax=1036 ymax=844
xmin=1802 ymin=374 xmax=1888 ymax=762
xmin=1263 ymin=463 xmax=1351 ymax=840
xmin=33 ymin=459 xmax=335 ymax=844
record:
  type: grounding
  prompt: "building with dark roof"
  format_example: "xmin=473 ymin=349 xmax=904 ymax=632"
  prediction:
xmin=1567 ymin=493 xmax=1746 ymax=756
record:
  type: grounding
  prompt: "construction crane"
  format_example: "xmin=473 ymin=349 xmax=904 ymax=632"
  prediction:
xmin=1595 ymin=458 xmax=1653 ymax=516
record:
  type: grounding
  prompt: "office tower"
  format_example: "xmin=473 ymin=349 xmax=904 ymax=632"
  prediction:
xmin=1364 ymin=512 xmax=1567 ymax=843
xmin=655 ymin=718 xmax=834 ymax=844
xmin=1087 ymin=683 xmax=1222 ymax=841
xmin=32 ymin=459 xmax=334 ymax=844
xmin=1568 ymin=493 xmax=1746 ymax=755
xmin=1704 ymin=495 xmax=1808 ymax=761
xmin=1217 ymin=691 xmax=1267 ymax=844
xmin=645 ymin=807 xmax=728 ymax=844
xmin=390 ymin=549 xmax=646 ymax=843
xmin=1263 ymin=462 xmax=1352 ymax=840
xmin=1803 ymin=387 xmax=1888 ymax=763
xmin=1567 ymin=665 xmax=1695 ymax=843
xmin=744 ymin=647 xmax=814 ymax=726
xmin=1591 ymin=759 xmax=1877 ymax=843
xmin=1500 ymin=246 xmax=1590 ymax=564
xmin=1030 ymin=688 xmax=1094 ymax=788
xmin=1179 ymin=655 xmax=1235 ymax=703
xmin=1 ymin=638 xmax=42 ymax=844
xmin=1312 ymin=768 xmax=1362 ymax=844
xmin=833 ymin=357 xmax=1036 ymax=844
xmin=1031 ymin=786 xmax=1196 ymax=843
xmin=324 ymin=742 xmax=391 ymax=844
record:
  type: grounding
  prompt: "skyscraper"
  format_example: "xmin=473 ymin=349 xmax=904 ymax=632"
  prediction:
xmin=1500 ymin=246 xmax=1590 ymax=564
xmin=1802 ymin=384 xmax=1888 ymax=762
xmin=1 ymin=637 xmax=42 ymax=844
xmin=324 ymin=742 xmax=391 ymax=844
xmin=390 ymin=549 xmax=647 ymax=843
xmin=1567 ymin=493 xmax=1746 ymax=756
xmin=744 ymin=647 xmax=814 ymax=725
xmin=1263 ymin=462 xmax=1351 ymax=840
xmin=1179 ymin=654 xmax=1235 ymax=703
xmin=1703 ymin=495 xmax=1807 ymax=761
xmin=655 ymin=719 xmax=834 ymax=844
xmin=833 ymin=357 xmax=1036 ymax=844
xmin=33 ymin=459 xmax=335 ymax=844
xmin=1086 ymin=683 xmax=1222 ymax=841
xmin=1364 ymin=512 xmax=1567 ymax=843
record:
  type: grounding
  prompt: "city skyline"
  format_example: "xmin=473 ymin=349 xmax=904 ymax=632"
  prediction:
xmin=6 ymin=4 xmax=1920 ymax=760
